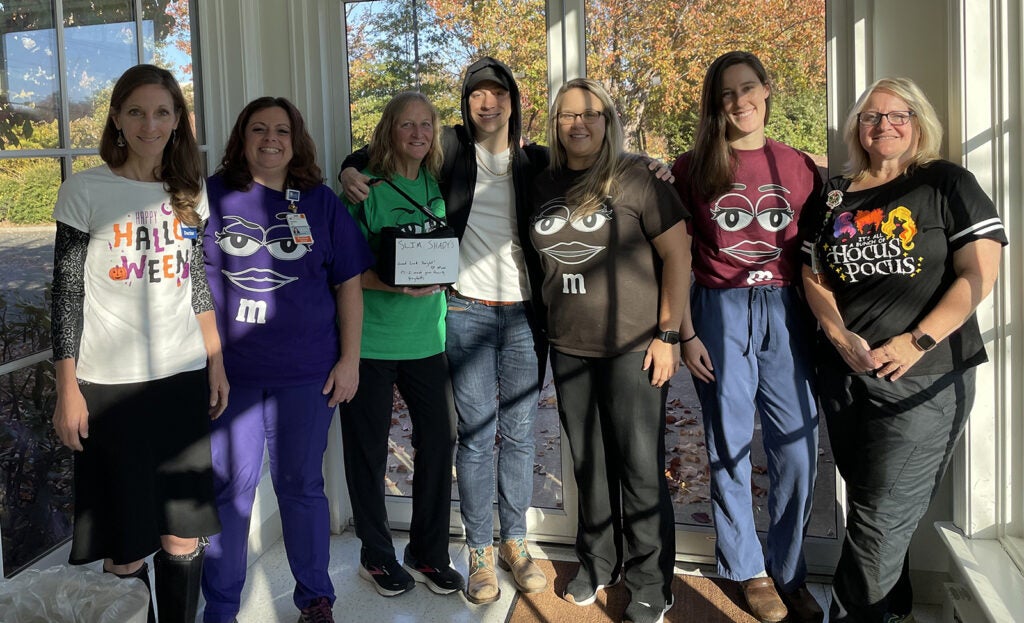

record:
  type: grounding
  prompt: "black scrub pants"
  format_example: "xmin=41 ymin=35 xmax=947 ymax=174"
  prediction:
xmin=819 ymin=367 xmax=975 ymax=622
xmin=550 ymin=348 xmax=675 ymax=605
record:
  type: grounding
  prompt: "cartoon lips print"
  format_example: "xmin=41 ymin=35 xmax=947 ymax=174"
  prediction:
xmin=222 ymin=267 xmax=298 ymax=292
xmin=720 ymin=240 xmax=783 ymax=265
xmin=538 ymin=241 xmax=605 ymax=265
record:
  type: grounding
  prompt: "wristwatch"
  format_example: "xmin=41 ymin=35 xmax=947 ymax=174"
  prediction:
xmin=655 ymin=330 xmax=681 ymax=344
xmin=911 ymin=328 xmax=937 ymax=352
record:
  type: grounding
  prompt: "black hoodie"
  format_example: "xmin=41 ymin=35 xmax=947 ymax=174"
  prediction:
xmin=340 ymin=57 xmax=550 ymax=352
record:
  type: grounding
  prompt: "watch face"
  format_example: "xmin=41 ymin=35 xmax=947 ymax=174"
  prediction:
xmin=916 ymin=333 xmax=937 ymax=351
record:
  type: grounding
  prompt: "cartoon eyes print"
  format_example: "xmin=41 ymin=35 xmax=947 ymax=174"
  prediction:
xmin=710 ymin=193 xmax=755 ymax=232
xmin=754 ymin=191 xmax=794 ymax=232
xmin=534 ymin=205 xmax=570 ymax=235
xmin=265 ymin=232 xmax=308 ymax=259
xmin=710 ymin=185 xmax=794 ymax=232
xmin=216 ymin=215 xmax=311 ymax=260
xmin=573 ymin=208 xmax=612 ymax=232
xmin=533 ymin=204 xmax=612 ymax=235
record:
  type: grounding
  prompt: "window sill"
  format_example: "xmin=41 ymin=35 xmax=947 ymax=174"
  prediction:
xmin=935 ymin=522 xmax=1024 ymax=623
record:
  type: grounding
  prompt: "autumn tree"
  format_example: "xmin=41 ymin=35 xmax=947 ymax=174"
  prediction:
xmin=345 ymin=1 xmax=464 ymax=149
xmin=586 ymin=0 xmax=826 ymax=157
xmin=426 ymin=0 xmax=549 ymax=144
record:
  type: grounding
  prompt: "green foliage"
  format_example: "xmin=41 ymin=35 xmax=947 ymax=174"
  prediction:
xmin=0 ymin=160 xmax=60 ymax=225
xmin=767 ymin=87 xmax=828 ymax=155
xmin=346 ymin=2 xmax=463 ymax=150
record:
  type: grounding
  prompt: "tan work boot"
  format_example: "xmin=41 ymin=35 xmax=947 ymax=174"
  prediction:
xmin=465 ymin=546 xmax=500 ymax=604
xmin=497 ymin=538 xmax=548 ymax=593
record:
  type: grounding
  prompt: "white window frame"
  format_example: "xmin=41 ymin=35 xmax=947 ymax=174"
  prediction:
xmin=938 ymin=0 xmax=1024 ymax=621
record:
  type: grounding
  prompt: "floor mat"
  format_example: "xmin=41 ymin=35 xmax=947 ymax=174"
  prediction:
xmin=506 ymin=559 xmax=765 ymax=623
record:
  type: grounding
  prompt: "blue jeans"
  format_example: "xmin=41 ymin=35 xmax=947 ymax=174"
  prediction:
xmin=447 ymin=294 xmax=540 ymax=548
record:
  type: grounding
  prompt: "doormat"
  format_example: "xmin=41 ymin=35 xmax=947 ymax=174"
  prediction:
xmin=505 ymin=559 xmax=765 ymax=623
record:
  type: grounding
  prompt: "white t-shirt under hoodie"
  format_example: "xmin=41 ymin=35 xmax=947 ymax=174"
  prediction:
xmin=53 ymin=165 xmax=209 ymax=384
xmin=454 ymin=145 xmax=530 ymax=301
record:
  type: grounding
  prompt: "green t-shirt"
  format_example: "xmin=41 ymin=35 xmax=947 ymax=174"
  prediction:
xmin=348 ymin=168 xmax=447 ymax=360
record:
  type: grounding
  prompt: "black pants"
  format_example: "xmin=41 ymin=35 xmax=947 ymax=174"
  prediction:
xmin=819 ymin=367 xmax=975 ymax=622
xmin=550 ymin=349 xmax=675 ymax=603
xmin=340 ymin=354 xmax=457 ymax=566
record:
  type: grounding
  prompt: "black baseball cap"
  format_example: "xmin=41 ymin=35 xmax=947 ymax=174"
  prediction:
xmin=464 ymin=61 xmax=511 ymax=92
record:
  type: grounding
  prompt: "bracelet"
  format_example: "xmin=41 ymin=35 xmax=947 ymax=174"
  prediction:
xmin=681 ymin=334 xmax=699 ymax=344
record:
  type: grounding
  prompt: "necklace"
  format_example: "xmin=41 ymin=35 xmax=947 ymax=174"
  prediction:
xmin=475 ymin=146 xmax=511 ymax=178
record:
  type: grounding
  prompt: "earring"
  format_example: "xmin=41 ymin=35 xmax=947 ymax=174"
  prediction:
xmin=171 ymin=129 xmax=177 ymax=144
xmin=115 ymin=129 xmax=126 ymax=147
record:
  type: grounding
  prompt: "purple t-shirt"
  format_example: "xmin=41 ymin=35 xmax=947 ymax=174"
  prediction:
xmin=204 ymin=174 xmax=373 ymax=387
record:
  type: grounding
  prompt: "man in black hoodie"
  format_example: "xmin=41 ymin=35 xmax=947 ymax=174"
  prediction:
xmin=340 ymin=56 xmax=550 ymax=605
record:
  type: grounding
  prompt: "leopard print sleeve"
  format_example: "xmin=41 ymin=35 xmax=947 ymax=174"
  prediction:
xmin=51 ymin=222 xmax=89 ymax=361
xmin=191 ymin=220 xmax=214 ymax=314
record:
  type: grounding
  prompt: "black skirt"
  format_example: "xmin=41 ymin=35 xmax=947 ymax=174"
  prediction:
xmin=70 ymin=368 xmax=221 ymax=565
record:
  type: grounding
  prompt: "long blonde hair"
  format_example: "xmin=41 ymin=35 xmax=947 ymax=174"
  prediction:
xmin=842 ymin=77 xmax=943 ymax=181
xmin=546 ymin=78 xmax=630 ymax=219
xmin=368 ymin=91 xmax=444 ymax=180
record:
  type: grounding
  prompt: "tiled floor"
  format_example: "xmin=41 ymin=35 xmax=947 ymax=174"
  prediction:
xmin=215 ymin=530 xmax=944 ymax=623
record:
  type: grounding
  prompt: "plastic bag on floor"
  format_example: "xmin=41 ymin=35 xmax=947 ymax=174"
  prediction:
xmin=0 ymin=565 xmax=150 ymax=623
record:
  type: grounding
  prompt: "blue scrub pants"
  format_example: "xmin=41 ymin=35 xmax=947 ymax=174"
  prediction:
xmin=690 ymin=285 xmax=818 ymax=591
xmin=201 ymin=382 xmax=335 ymax=623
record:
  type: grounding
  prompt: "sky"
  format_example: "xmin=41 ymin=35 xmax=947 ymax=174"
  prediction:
xmin=4 ymin=19 xmax=191 ymax=108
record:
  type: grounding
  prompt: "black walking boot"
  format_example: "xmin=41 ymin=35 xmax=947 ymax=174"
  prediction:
xmin=154 ymin=541 xmax=206 ymax=623
xmin=106 ymin=561 xmax=156 ymax=623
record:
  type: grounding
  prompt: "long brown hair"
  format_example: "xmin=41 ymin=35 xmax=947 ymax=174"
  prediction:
xmin=100 ymin=64 xmax=203 ymax=226
xmin=368 ymin=91 xmax=444 ymax=180
xmin=218 ymin=97 xmax=323 ymax=191
xmin=689 ymin=51 xmax=772 ymax=202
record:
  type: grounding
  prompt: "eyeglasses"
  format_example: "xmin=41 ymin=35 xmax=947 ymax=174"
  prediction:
xmin=556 ymin=110 xmax=605 ymax=125
xmin=857 ymin=110 xmax=915 ymax=127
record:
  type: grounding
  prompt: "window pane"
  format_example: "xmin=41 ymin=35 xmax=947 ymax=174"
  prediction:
xmin=344 ymin=0 xmax=549 ymax=149
xmin=63 ymin=0 xmax=138 ymax=149
xmin=585 ymin=0 xmax=827 ymax=160
xmin=0 ymin=360 xmax=72 ymax=578
xmin=1 ymin=1 xmax=62 ymax=151
xmin=342 ymin=0 xmax=557 ymax=510
xmin=143 ymin=0 xmax=202 ymax=142
xmin=72 ymin=154 xmax=104 ymax=173
xmin=0 ymin=156 xmax=58 ymax=362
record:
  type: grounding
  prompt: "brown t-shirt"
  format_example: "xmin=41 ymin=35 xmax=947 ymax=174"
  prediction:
xmin=529 ymin=158 xmax=687 ymax=357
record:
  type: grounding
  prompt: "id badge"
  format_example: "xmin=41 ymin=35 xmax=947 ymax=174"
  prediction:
xmin=181 ymin=225 xmax=198 ymax=240
xmin=286 ymin=213 xmax=314 ymax=245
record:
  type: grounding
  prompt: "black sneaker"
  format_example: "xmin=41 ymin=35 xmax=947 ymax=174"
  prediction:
xmin=623 ymin=595 xmax=674 ymax=623
xmin=402 ymin=546 xmax=465 ymax=595
xmin=296 ymin=596 xmax=334 ymax=623
xmin=359 ymin=552 xmax=415 ymax=597
xmin=563 ymin=572 xmax=620 ymax=606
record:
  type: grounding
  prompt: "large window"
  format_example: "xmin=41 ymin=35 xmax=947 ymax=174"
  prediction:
xmin=0 ymin=0 xmax=201 ymax=577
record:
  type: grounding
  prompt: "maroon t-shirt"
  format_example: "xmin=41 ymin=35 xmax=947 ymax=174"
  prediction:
xmin=672 ymin=139 xmax=822 ymax=288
